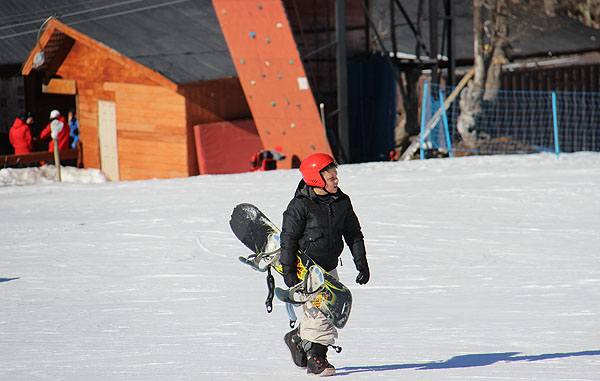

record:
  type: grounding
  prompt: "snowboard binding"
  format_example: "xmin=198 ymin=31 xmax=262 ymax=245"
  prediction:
xmin=238 ymin=248 xmax=281 ymax=272
xmin=275 ymin=265 xmax=326 ymax=305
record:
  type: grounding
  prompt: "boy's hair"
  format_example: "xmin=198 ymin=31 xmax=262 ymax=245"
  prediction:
xmin=320 ymin=161 xmax=338 ymax=174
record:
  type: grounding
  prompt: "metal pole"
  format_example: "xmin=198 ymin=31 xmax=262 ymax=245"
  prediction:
xmin=429 ymin=0 xmax=439 ymax=83
xmin=320 ymin=103 xmax=331 ymax=150
xmin=439 ymin=90 xmax=453 ymax=157
xmin=552 ymin=92 xmax=560 ymax=159
xmin=336 ymin=0 xmax=349 ymax=163
xmin=420 ymin=81 xmax=429 ymax=160
xmin=446 ymin=0 xmax=456 ymax=86
xmin=390 ymin=0 xmax=397 ymax=53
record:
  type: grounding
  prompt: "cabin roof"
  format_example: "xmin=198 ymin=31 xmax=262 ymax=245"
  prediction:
xmin=0 ymin=0 xmax=236 ymax=84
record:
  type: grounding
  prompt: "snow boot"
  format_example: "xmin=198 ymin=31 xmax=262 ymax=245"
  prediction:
xmin=284 ymin=328 xmax=307 ymax=368
xmin=306 ymin=342 xmax=335 ymax=376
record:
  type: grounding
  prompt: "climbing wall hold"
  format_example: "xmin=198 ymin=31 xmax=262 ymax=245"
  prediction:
xmin=297 ymin=77 xmax=309 ymax=90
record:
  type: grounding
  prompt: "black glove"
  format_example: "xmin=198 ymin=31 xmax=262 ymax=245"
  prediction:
xmin=284 ymin=273 xmax=300 ymax=287
xmin=356 ymin=268 xmax=370 ymax=285
xmin=355 ymin=259 xmax=370 ymax=285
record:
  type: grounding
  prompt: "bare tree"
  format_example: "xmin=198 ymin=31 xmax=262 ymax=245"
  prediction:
xmin=456 ymin=0 xmax=510 ymax=149
xmin=555 ymin=0 xmax=600 ymax=29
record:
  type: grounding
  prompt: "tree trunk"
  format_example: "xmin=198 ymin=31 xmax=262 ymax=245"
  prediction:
xmin=394 ymin=68 xmax=421 ymax=153
xmin=456 ymin=0 xmax=510 ymax=149
xmin=456 ymin=0 xmax=486 ymax=149
xmin=484 ymin=0 xmax=508 ymax=100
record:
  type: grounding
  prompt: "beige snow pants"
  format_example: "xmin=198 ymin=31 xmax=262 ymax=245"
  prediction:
xmin=298 ymin=268 xmax=339 ymax=346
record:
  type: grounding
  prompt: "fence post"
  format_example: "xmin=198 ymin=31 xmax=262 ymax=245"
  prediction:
xmin=552 ymin=92 xmax=560 ymax=159
xmin=420 ymin=81 xmax=429 ymax=160
xmin=50 ymin=119 xmax=63 ymax=181
xmin=439 ymin=90 xmax=453 ymax=158
xmin=53 ymin=140 xmax=61 ymax=182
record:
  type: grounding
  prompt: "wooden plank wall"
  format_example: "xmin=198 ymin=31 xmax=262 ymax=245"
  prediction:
xmin=105 ymin=82 xmax=187 ymax=180
xmin=57 ymin=40 xmax=188 ymax=180
xmin=76 ymin=80 xmax=106 ymax=170
xmin=502 ymin=63 xmax=600 ymax=92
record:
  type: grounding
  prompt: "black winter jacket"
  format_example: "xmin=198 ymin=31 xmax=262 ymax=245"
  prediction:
xmin=280 ymin=180 xmax=367 ymax=283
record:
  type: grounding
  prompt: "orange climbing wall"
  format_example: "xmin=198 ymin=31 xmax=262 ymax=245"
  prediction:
xmin=212 ymin=0 xmax=332 ymax=169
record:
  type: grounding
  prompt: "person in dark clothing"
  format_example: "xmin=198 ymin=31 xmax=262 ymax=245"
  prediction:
xmin=280 ymin=153 xmax=370 ymax=376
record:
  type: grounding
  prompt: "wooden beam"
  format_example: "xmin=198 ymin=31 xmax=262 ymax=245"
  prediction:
xmin=42 ymin=78 xmax=77 ymax=95
xmin=1 ymin=146 xmax=82 ymax=168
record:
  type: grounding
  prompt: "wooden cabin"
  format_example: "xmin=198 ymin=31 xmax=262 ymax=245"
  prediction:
xmin=21 ymin=16 xmax=253 ymax=181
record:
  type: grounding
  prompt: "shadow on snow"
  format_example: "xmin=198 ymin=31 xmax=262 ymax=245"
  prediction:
xmin=0 ymin=277 xmax=19 ymax=283
xmin=336 ymin=350 xmax=600 ymax=375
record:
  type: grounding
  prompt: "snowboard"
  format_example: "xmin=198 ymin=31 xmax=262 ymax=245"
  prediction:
xmin=229 ymin=203 xmax=352 ymax=329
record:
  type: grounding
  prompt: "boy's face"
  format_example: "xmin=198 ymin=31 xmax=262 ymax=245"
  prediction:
xmin=321 ymin=168 xmax=339 ymax=194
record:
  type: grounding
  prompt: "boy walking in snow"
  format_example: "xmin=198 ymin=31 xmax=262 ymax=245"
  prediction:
xmin=280 ymin=153 xmax=370 ymax=376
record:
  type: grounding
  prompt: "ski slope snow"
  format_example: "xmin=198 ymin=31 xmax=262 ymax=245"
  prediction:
xmin=1 ymin=153 xmax=599 ymax=380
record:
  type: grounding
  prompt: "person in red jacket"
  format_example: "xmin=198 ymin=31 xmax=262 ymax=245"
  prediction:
xmin=9 ymin=112 xmax=34 ymax=155
xmin=39 ymin=109 xmax=70 ymax=152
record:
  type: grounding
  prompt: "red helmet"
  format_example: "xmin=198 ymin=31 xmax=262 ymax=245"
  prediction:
xmin=299 ymin=153 xmax=334 ymax=187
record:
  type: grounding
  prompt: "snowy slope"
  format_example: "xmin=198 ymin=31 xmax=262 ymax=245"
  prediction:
xmin=1 ymin=153 xmax=599 ymax=380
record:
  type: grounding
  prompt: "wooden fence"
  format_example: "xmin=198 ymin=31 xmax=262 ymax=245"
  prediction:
xmin=1 ymin=142 xmax=83 ymax=168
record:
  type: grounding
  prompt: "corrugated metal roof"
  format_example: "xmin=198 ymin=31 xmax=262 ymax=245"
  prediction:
xmin=0 ymin=0 xmax=236 ymax=84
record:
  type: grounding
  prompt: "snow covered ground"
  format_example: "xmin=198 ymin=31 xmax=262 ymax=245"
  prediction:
xmin=1 ymin=153 xmax=599 ymax=380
